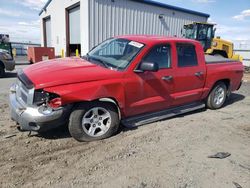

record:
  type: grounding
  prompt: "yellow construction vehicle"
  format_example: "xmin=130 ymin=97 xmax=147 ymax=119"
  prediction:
xmin=183 ymin=22 xmax=242 ymax=61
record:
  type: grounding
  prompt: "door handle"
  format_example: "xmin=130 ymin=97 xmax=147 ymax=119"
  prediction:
xmin=162 ymin=76 xmax=173 ymax=81
xmin=195 ymin=71 xmax=204 ymax=77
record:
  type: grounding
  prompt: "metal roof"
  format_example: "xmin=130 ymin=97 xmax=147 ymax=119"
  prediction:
xmin=39 ymin=0 xmax=210 ymax=18
xmin=39 ymin=0 xmax=52 ymax=16
xmin=136 ymin=0 xmax=210 ymax=18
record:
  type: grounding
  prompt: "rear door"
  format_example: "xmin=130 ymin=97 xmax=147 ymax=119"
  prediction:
xmin=170 ymin=43 xmax=206 ymax=106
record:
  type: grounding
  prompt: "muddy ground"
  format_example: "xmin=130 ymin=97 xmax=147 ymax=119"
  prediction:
xmin=0 ymin=65 xmax=249 ymax=188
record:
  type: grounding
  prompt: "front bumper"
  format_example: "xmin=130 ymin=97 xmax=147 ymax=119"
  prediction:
xmin=9 ymin=88 xmax=72 ymax=132
xmin=4 ymin=59 xmax=15 ymax=71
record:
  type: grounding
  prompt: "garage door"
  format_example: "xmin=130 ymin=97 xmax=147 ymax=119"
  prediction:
xmin=69 ymin=6 xmax=80 ymax=45
xmin=44 ymin=17 xmax=51 ymax=47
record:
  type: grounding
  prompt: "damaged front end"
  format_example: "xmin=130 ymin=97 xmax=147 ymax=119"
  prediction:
xmin=33 ymin=89 xmax=63 ymax=115
xmin=9 ymin=71 xmax=72 ymax=132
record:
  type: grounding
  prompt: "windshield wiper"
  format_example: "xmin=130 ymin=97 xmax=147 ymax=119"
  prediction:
xmin=88 ymin=56 xmax=109 ymax=68
xmin=81 ymin=53 xmax=89 ymax=60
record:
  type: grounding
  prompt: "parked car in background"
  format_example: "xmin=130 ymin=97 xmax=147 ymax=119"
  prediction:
xmin=0 ymin=49 xmax=15 ymax=77
xmin=9 ymin=36 xmax=243 ymax=142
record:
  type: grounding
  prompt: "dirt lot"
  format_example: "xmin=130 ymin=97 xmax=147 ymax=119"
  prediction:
xmin=0 ymin=65 xmax=249 ymax=188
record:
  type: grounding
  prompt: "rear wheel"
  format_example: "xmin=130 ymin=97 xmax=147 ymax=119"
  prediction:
xmin=69 ymin=102 xmax=119 ymax=142
xmin=206 ymin=82 xmax=227 ymax=109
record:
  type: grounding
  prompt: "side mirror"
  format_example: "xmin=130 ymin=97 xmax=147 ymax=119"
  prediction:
xmin=136 ymin=61 xmax=159 ymax=72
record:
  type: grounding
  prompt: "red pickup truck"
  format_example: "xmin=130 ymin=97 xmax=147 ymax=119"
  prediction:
xmin=9 ymin=36 xmax=243 ymax=142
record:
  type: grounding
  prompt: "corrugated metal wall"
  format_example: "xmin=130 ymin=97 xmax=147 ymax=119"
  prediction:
xmin=89 ymin=0 xmax=207 ymax=49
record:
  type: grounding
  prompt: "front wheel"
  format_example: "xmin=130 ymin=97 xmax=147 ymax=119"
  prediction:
xmin=206 ymin=82 xmax=227 ymax=110
xmin=69 ymin=102 xmax=120 ymax=142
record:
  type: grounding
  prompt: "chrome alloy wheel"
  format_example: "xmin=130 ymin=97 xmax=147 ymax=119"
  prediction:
xmin=82 ymin=107 xmax=111 ymax=137
xmin=214 ymin=87 xmax=225 ymax=105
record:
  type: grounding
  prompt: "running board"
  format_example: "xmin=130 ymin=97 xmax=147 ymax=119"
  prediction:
xmin=122 ymin=102 xmax=205 ymax=128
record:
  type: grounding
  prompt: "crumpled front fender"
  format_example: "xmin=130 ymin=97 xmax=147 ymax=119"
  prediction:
xmin=44 ymin=80 xmax=126 ymax=116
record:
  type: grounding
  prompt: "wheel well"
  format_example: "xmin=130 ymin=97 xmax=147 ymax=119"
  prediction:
xmin=212 ymin=50 xmax=228 ymax=58
xmin=72 ymin=98 xmax=122 ymax=120
xmin=98 ymin=98 xmax=121 ymax=120
xmin=205 ymin=79 xmax=230 ymax=102
xmin=212 ymin=79 xmax=230 ymax=90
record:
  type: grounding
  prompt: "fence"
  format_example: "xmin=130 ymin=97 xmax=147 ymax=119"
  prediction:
xmin=9 ymin=42 xmax=250 ymax=66
xmin=234 ymin=49 xmax=250 ymax=67
xmin=11 ymin=42 xmax=41 ymax=56
xmin=233 ymin=40 xmax=250 ymax=66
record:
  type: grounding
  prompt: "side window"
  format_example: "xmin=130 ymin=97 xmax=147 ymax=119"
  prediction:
xmin=207 ymin=27 xmax=212 ymax=39
xmin=177 ymin=44 xmax=198 ymax=67
xmin=143 ymin=44 xmax=171 ymax=69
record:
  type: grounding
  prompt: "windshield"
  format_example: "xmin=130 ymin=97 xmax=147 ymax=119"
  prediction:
xmin=184 ymin=25 xmax=197 ymax=39
xmin=86 ymin=38 xmax=144 ymax=70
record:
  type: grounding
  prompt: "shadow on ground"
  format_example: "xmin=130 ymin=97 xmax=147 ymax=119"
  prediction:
xmin=35 ymin=125 xmax=71 ymax=140
xmin=224 ymin=93 xmax=245 ymax=107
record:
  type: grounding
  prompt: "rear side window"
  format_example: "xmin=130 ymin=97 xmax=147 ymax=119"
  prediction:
xmin=177 ymin=44 xmax=198 ymax=67
xmin=143 ymin=44 xmax=171 ymax=69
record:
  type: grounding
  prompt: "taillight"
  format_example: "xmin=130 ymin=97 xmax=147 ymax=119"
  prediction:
xmin=48 ymin=97 xmax=62 ymax=108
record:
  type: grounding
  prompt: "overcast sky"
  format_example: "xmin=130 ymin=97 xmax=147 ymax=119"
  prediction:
xmin=0 ymin=0 xmax=249 ymax=43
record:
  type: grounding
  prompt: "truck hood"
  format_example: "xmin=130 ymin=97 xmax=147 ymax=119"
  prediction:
xmin=23 ymin=57 xmax=123 ymax=89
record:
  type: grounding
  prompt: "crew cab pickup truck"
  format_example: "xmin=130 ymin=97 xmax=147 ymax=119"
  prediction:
xmin=9 ymin=36 xmax=243 ymax=142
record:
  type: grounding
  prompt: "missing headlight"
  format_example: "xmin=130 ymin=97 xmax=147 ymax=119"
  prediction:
xmin=33 ymin=90 xmax=49 ymax=105
xmin=33 ymin=90 xmax=60 ymax=106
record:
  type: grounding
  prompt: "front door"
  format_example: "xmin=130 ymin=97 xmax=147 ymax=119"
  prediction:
xmin=125 ymin=44 xmax=175 ymax=117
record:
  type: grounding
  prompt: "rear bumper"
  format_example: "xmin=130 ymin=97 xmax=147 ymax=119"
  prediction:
xmin=9 ymin=89 xmax=72 ymax=132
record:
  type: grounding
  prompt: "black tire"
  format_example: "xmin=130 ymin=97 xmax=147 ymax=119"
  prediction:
xmin=69 ymin=102 xmax=120 ymax=142
xmin=0 ymin=65 xmax=5 ymax=78
xmin=206 ymin=82 xmax=227 ymax=110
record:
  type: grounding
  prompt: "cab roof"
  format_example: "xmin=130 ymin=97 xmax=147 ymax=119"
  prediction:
xmin=116 ymin=35 xmax=199 ymax=46
xmin=185 ymin=22 xmax=216 ymax=26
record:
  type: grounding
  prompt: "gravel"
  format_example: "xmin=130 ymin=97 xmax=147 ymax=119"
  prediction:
xmin=0 ymin=65 xmax=249 ymax=188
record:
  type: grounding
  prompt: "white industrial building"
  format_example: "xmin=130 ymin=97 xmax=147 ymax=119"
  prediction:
xmin=234 ymin=40 xmax=250 ymax=66
xmin=39 ymin=0 xmax=209 ymax=57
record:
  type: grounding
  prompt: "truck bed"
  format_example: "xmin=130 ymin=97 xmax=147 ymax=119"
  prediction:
xmin=205 ymin=55 xmax=243 ymax=93
xmin=205 ymin=55 xmax=235 ymax=64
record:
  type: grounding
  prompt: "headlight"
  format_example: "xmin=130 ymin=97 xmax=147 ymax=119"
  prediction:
xmin=33 ymin=90 xmax=50 ymax=105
